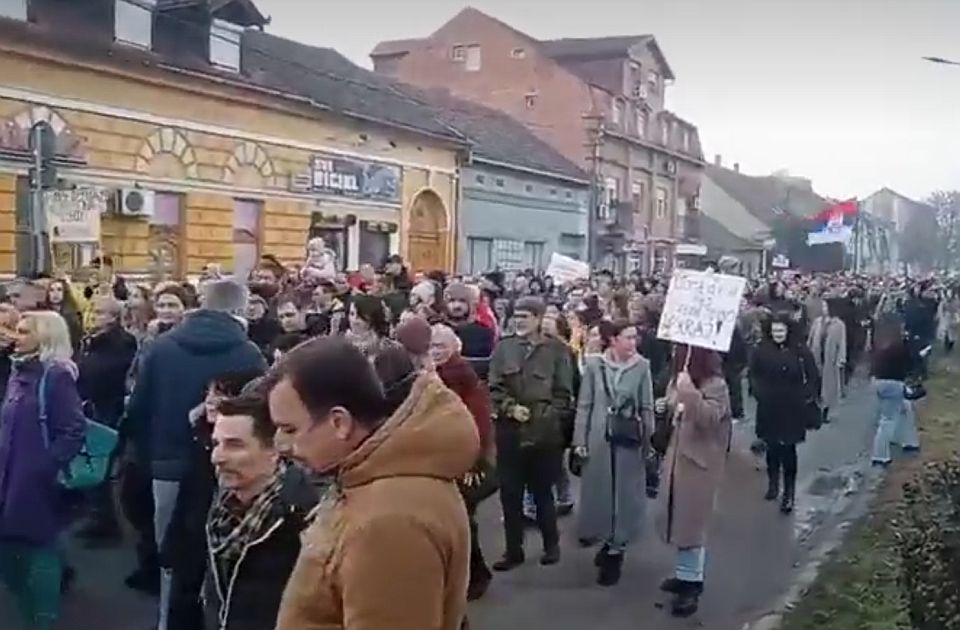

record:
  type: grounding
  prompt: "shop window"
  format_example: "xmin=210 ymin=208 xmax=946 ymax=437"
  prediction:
xmin=359 ymin=221 xmax=391 ymax=267
xmin=150 ymin=192 xmax=184 ymax=276
xmin=467 ymin=237 xmax=493 ymax=274
xmin=233 ymin=198 xmax=261 ymax=276
xmin=309 ymin=213 xmax=348 ymax=271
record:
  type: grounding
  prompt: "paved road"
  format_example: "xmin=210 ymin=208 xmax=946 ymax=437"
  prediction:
xmin=1 ymin=377 xmax=882 ymax=630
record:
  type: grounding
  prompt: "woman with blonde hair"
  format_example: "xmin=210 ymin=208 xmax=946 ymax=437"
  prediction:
xmin=0 ymin=311 xmax=85 ymax=629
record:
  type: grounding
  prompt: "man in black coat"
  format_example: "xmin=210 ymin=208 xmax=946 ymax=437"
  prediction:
xmin=445 ymin=281 xmax=496 ymax=381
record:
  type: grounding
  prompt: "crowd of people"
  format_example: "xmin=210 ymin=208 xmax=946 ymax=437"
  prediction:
xmin=0 ymin=247 xmax=952 ymax=629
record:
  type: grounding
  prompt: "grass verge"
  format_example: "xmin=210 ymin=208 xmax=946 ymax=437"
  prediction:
xmin=780 ymin=358 xmax=960 ymax=630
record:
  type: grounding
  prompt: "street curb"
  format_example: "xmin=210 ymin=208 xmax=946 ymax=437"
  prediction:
xmin=740 ymin=458 xmax=885 ymax=630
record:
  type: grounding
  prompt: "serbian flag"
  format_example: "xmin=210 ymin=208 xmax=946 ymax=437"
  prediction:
xmin=808 ymin=199 xmax=858 ymax=246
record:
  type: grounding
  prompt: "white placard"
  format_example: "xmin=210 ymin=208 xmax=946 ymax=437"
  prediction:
xmin=657 ymin=269 xmax=747 ymax=352
xmin=44 ymin=187 xmax=107 ymax=243
xmin=545 ymin=252 xmax=590 ymax=285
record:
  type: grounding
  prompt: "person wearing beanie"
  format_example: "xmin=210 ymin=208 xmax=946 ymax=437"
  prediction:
xmin=395 ymin=315 xmax=433 ymax=371
xmin=445 ymin=282 xmax=496 ymax=381
xmin=126 ymin=277 xmax=266 ymax=630
xmin=488 ymin=296 xmax=574 ymax=571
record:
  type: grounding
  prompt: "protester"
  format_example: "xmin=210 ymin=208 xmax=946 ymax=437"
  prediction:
xmin=657 ymin=345 xmax=731 ymax=617
xmin=488 ymin=296 xmax=574 ymax=570
xmin=125 ymin=277 xmax=266 ymax=630
xmin=445 ymin=281 xmax=496 ymax=381
xmin=869 ymin=318 xmax=920 ymax=465
xmin=267 ymin=337 xmax=478 ymax=630
xmin=807 ymin=297 xmax=847 ymax=423
xmin=203 ymin=393 xmax=317 ymax=630
xmin=0 ymin=311 xmax=85 ymax=630
xmin=165 ymin=369 xmax=266 ymax=630
xmin=44 ymin=278 xmax=83 ymax=353
xmin=751 ymin=317 xmax=820 ymax=513
xmin=75 ymin=295 xmax=138 ymax=544
xmin=573 ymin=320 xmax=654 ymax=586
xmin=430 ymin=323 xmax=495 ymax=600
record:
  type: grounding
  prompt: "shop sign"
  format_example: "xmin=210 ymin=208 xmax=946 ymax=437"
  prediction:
xmin=310 ymin=153 xmax=401 ymax=204
xmin=44 ymin=187 xmax=107 ymax=243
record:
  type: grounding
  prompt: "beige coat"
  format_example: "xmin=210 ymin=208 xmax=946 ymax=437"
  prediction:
xmin=274 ymin=374 xmax=479 ymax=630
xmin=657 ymin=376 xmax=732 ymax=548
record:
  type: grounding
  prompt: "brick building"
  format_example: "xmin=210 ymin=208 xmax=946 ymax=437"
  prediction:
xmin=372 ymin=7 xmax=705 ymax=273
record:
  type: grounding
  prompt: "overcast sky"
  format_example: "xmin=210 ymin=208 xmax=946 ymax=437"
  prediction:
xmin=258 ymin=0 xmax=959 ymax=201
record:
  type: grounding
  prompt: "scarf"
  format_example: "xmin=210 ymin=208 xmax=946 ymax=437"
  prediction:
xmin=207 ymin=460 xmax=288 ymax=587
xmin=9 ymin=351 xmax=40 ymax=368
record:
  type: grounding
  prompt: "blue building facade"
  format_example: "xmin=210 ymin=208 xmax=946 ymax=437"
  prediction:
xmin=460 ymin=163 xmax=589 ymax=274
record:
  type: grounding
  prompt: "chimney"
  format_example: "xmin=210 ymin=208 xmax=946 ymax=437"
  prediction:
xmin=714 ymin=154 xmax=722 ymax=167
xmin=734 ymin=162 xmax=740 ymax=173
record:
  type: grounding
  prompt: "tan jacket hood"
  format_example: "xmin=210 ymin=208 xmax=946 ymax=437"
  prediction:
xmin=339 ymin=373 xmax=479 ymax=489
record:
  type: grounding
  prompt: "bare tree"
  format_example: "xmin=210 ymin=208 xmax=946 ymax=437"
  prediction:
xmin=927 ymin=191 xmax=960 ymax=271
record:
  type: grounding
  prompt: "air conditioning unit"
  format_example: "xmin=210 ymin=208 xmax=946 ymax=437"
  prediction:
xmin=118 ymin=188 xmax=155 ymax=218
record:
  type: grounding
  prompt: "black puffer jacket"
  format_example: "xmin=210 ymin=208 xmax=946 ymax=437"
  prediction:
xmin=77 ymin=324 xmax=138 ymax=425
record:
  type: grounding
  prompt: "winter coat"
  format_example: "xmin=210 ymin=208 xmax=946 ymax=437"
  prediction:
xmin=275 ymin=374 xmax=479 ymax=630
xmin=125 ymin=310 xmax=266 ymax=481
xmin=751 ymin=340 xmax=820 ymax=445
xmin=488 ymin=334 xmax=574 ymax=448
xmin=203 ymin=466 xmax=319 ymax=630
xmin=246 ymin=316 xmax=283 ymax=361
xmin=574 ymin=354 xmax=654 ymax=548
xmin=0 ymin=359 xmax=85 ymax=545
xmin=657 ymin=375 xmax=731 ymax=548
xmin=437 ymin=354 xmax=492 ymax=453
xmin=807 ymin=316 xmax=846 ymax=410
xmin=452 ymin=321 xmax=496 ymax=382
xmin=77 ymin=324 xmax=138 ymax=425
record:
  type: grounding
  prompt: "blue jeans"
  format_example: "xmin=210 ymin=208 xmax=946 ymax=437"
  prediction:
xmin=871 ymin=379 xmax=920 ymax=463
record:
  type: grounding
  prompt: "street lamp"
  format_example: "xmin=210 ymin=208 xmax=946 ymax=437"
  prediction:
xmin=923 ymin=56 xmax=960 ymax=66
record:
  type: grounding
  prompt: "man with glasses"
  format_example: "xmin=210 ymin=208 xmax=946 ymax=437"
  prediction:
xmin=488 ymin=296 xmax=574 ymax=570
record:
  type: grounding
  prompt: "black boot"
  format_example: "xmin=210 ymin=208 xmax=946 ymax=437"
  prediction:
xmin=764 ymin=472 xmax=779 ymax=501
xmin=540 ymin=546 xmax=561 ymax=566
xmin=781 ymin=474 xmax=796 ymax=514
xmin=670 ymin=580 xmax=703 ymax=617
xmin=467 ymin=570 xmax=492 ymax=601
xmin=593 ymin=544 xmax=610 ymax=567
xmin=492 ymin=552 xmax=525 ymax=572
xmin=596 ymin=551 xmax=623 ymax=587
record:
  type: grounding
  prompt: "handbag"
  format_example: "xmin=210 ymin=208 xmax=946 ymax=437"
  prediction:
xmin=797 ymin=353 xmax=823 ymax=431
xmin=38 ymin=365 xmax=120 ymax=491
xmin=600 ymin=366 xmax=643 ymax=448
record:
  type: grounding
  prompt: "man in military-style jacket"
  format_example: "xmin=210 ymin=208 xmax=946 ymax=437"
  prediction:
xmin=488 ymin=296 xmax=574 ymax=571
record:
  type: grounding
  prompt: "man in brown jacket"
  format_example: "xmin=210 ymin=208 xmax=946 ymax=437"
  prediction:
xmin=267 ymin=337 xmax=479 ymax=630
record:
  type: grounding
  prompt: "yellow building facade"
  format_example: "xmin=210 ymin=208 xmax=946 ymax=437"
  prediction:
xmin=0 ymin=42 xmax=462 ymax=278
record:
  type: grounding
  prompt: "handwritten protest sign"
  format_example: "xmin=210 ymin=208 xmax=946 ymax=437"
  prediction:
xmin=545 ymin=252 xmax=590 ymax=285
xmin=44 ymin=187 xmax=107 ymax=243
xmin=657 ymin=269 xmax=746 ymax=352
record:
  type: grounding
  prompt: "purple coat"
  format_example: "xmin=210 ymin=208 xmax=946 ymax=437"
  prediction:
xmin=0 ymin=359 xmax=85 ymax=545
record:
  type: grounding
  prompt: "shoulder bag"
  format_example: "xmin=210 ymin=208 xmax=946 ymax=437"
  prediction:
xmin=38 ymin=365 xmax=120 ymax=491
xmin=601 ymin=366 xmax=643 ymax=448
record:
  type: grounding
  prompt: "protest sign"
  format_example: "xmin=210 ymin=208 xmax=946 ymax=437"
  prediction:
xmin=44 ymin=187 xmax=107 ymax=243
xmin=545 ymin=252 xmax=590 ymax=285
xmin=657 ymin=269 xmax=746 ymax=352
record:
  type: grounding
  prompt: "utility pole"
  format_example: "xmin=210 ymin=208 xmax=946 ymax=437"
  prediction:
xmin=582 ymin=114 xmax=604 ymax=266
xmin=27 ymin=121 xmax=57 ymax=277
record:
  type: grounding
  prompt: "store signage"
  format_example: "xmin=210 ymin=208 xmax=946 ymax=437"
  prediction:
xmin=309 ymin=153 xmax=401 ymax=204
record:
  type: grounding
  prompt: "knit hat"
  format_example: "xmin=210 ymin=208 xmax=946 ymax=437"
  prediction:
xmin=445 ymin=281 xmax=476 ymax=305
xmin=202 ymin=277 xmax=249 ymax=313
xmin=395 ymin=315 xmax=432 ymax=356
xmin=514 ymin=296 xmax=546 ymax=318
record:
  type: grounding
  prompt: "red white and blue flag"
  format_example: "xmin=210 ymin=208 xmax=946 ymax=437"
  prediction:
xmin=807 ymin=199 xmax=858 ymax=246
